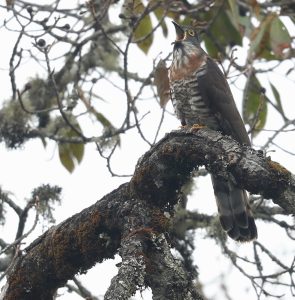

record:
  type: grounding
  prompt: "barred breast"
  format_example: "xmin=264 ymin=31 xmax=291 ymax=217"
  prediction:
xmin=170 ymin=64 xmax=218 ymax=128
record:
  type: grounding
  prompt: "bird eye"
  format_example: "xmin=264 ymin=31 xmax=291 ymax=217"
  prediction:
xmin=188 ymin=30 xmax=195 ymax=36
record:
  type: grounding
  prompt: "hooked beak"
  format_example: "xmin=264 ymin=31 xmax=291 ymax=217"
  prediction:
xmin=172 ymin=21 xmax=185 ymax=41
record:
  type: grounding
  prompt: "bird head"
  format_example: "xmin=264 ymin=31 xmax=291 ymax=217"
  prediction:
xmin=171 ymin=21 xmax=203 ymax=66
xmin=172 ymin=21 xmax=201 ymax=47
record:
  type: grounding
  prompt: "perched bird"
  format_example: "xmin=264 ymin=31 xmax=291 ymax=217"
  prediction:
xmin=168 ymin=21 xmax=257 ymax=241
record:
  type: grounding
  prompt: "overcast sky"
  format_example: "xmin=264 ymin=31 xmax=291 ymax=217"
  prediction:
xmin=0 ymin=2 xmax=295 ymax=299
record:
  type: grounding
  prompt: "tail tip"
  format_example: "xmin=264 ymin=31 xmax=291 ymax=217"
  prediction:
xmin=221 ymin=216 xmax=257 ymax=242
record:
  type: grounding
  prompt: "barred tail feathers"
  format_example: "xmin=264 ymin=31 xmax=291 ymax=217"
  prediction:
xmin=211 ymin=175 xmax=257 ymax=242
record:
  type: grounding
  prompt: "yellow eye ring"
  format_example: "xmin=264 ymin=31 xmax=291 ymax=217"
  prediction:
xmin=187 ymin=29 xmax=195 ymax=36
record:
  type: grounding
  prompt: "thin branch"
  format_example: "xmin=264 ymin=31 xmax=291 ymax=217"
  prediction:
xmin=43 ymin=47 xmax=86 ymax=141
xmin=9 ymin=28 xmax=24 ymax=100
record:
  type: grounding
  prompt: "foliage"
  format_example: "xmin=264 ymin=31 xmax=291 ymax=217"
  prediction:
xmin=0 ymin=0 xmax=294 ymax=299
xmin=0 ymin=100 xmax=30 ymax=148
xmin=0 ymin=0 xmax=292 ymax=171
xmin=31 ymin=184 xmax=62 ymax=223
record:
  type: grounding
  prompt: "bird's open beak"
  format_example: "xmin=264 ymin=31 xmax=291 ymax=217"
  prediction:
xmin=172 ymin=21 xmax=184 ymax=41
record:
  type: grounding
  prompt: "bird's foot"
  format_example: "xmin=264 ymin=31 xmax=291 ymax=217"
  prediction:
xmin=190 ymin=124 xmax=206 ymax=132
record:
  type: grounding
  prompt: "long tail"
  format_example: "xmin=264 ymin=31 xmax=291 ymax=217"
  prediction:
xmin=211 ymin=175 xmax=257 ymax=242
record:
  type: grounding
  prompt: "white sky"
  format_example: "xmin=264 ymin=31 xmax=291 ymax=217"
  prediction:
xmin=0 ymin=2 xmax=295 ymax=300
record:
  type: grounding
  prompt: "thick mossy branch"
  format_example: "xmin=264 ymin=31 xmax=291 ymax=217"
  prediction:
xmin=3 ymin=128 xmax=294 ymax=300
xmin=4 ymin=185 xmax=127 ymax=300
xmin=131 ymin=128 xmax=293 ymax=213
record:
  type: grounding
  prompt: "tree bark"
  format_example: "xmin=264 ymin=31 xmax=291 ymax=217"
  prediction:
xmin=2 ymin=128 xmax=294 ymax=300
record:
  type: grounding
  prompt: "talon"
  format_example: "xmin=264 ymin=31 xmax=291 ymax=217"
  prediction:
xmin=190 ymin=124 xmax=206 ymax=131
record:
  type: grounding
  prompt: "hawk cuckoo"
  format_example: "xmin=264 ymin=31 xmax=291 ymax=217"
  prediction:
xmin=168 ymin=21 xmax=257 ymax=241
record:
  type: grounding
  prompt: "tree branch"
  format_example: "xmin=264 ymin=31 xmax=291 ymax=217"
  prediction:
xmin=2 ymin=128 xmax=294 ymax=299
xmin=131 ymin=128 xmax=294 ymax=213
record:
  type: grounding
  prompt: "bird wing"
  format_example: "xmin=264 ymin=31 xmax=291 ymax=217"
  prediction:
xmin=198 ymin=57 xmax=251 ymax=146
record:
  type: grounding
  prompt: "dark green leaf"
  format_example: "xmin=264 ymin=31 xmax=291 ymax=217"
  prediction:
xmin=70 ymin=143 xmax=84 ymax=164
xmin=242 ymin=74 xmax=267 ymax=136
xmin=269 ymin=81 xmax=286 ymax=119
xmin=227 ymin=0 xmax=240 ymax=29
xmin=134 ymin=16 xmax=153 ymax=54
xmin=122 ymin=0 xmax=153 ymax=54
xmin=238 ymin=15 xmax=253 ymax=37
xmin=203 ymin=36 xmax=219 ymax=58
xmin=132 ymin=0 xmax=144 ymax=14
xmin=58 ymin=143 xmax=75 ymax=173
xmin=58 ymin=122 xmax=85 ymax=172
xmin=93 ymin=111 xmax=112 ymax=127
xmin=249 ymin=14 xmax=274 ymax=59
xmin=258 ymin=47 xmax=277 ymax=61
xmin=204 ymin=9 xmax=242 ymax=59
xmin=153 ymin=7 xmax=168 ymax=37
xmin=133 ymin=0 xmax=153 ymax=54
xmin=270 ymin=16 xmax=291 ymax=57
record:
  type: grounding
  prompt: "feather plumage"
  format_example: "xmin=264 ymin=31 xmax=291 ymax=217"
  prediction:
xmin=169 ymin=21 xmax=257 ymax=241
